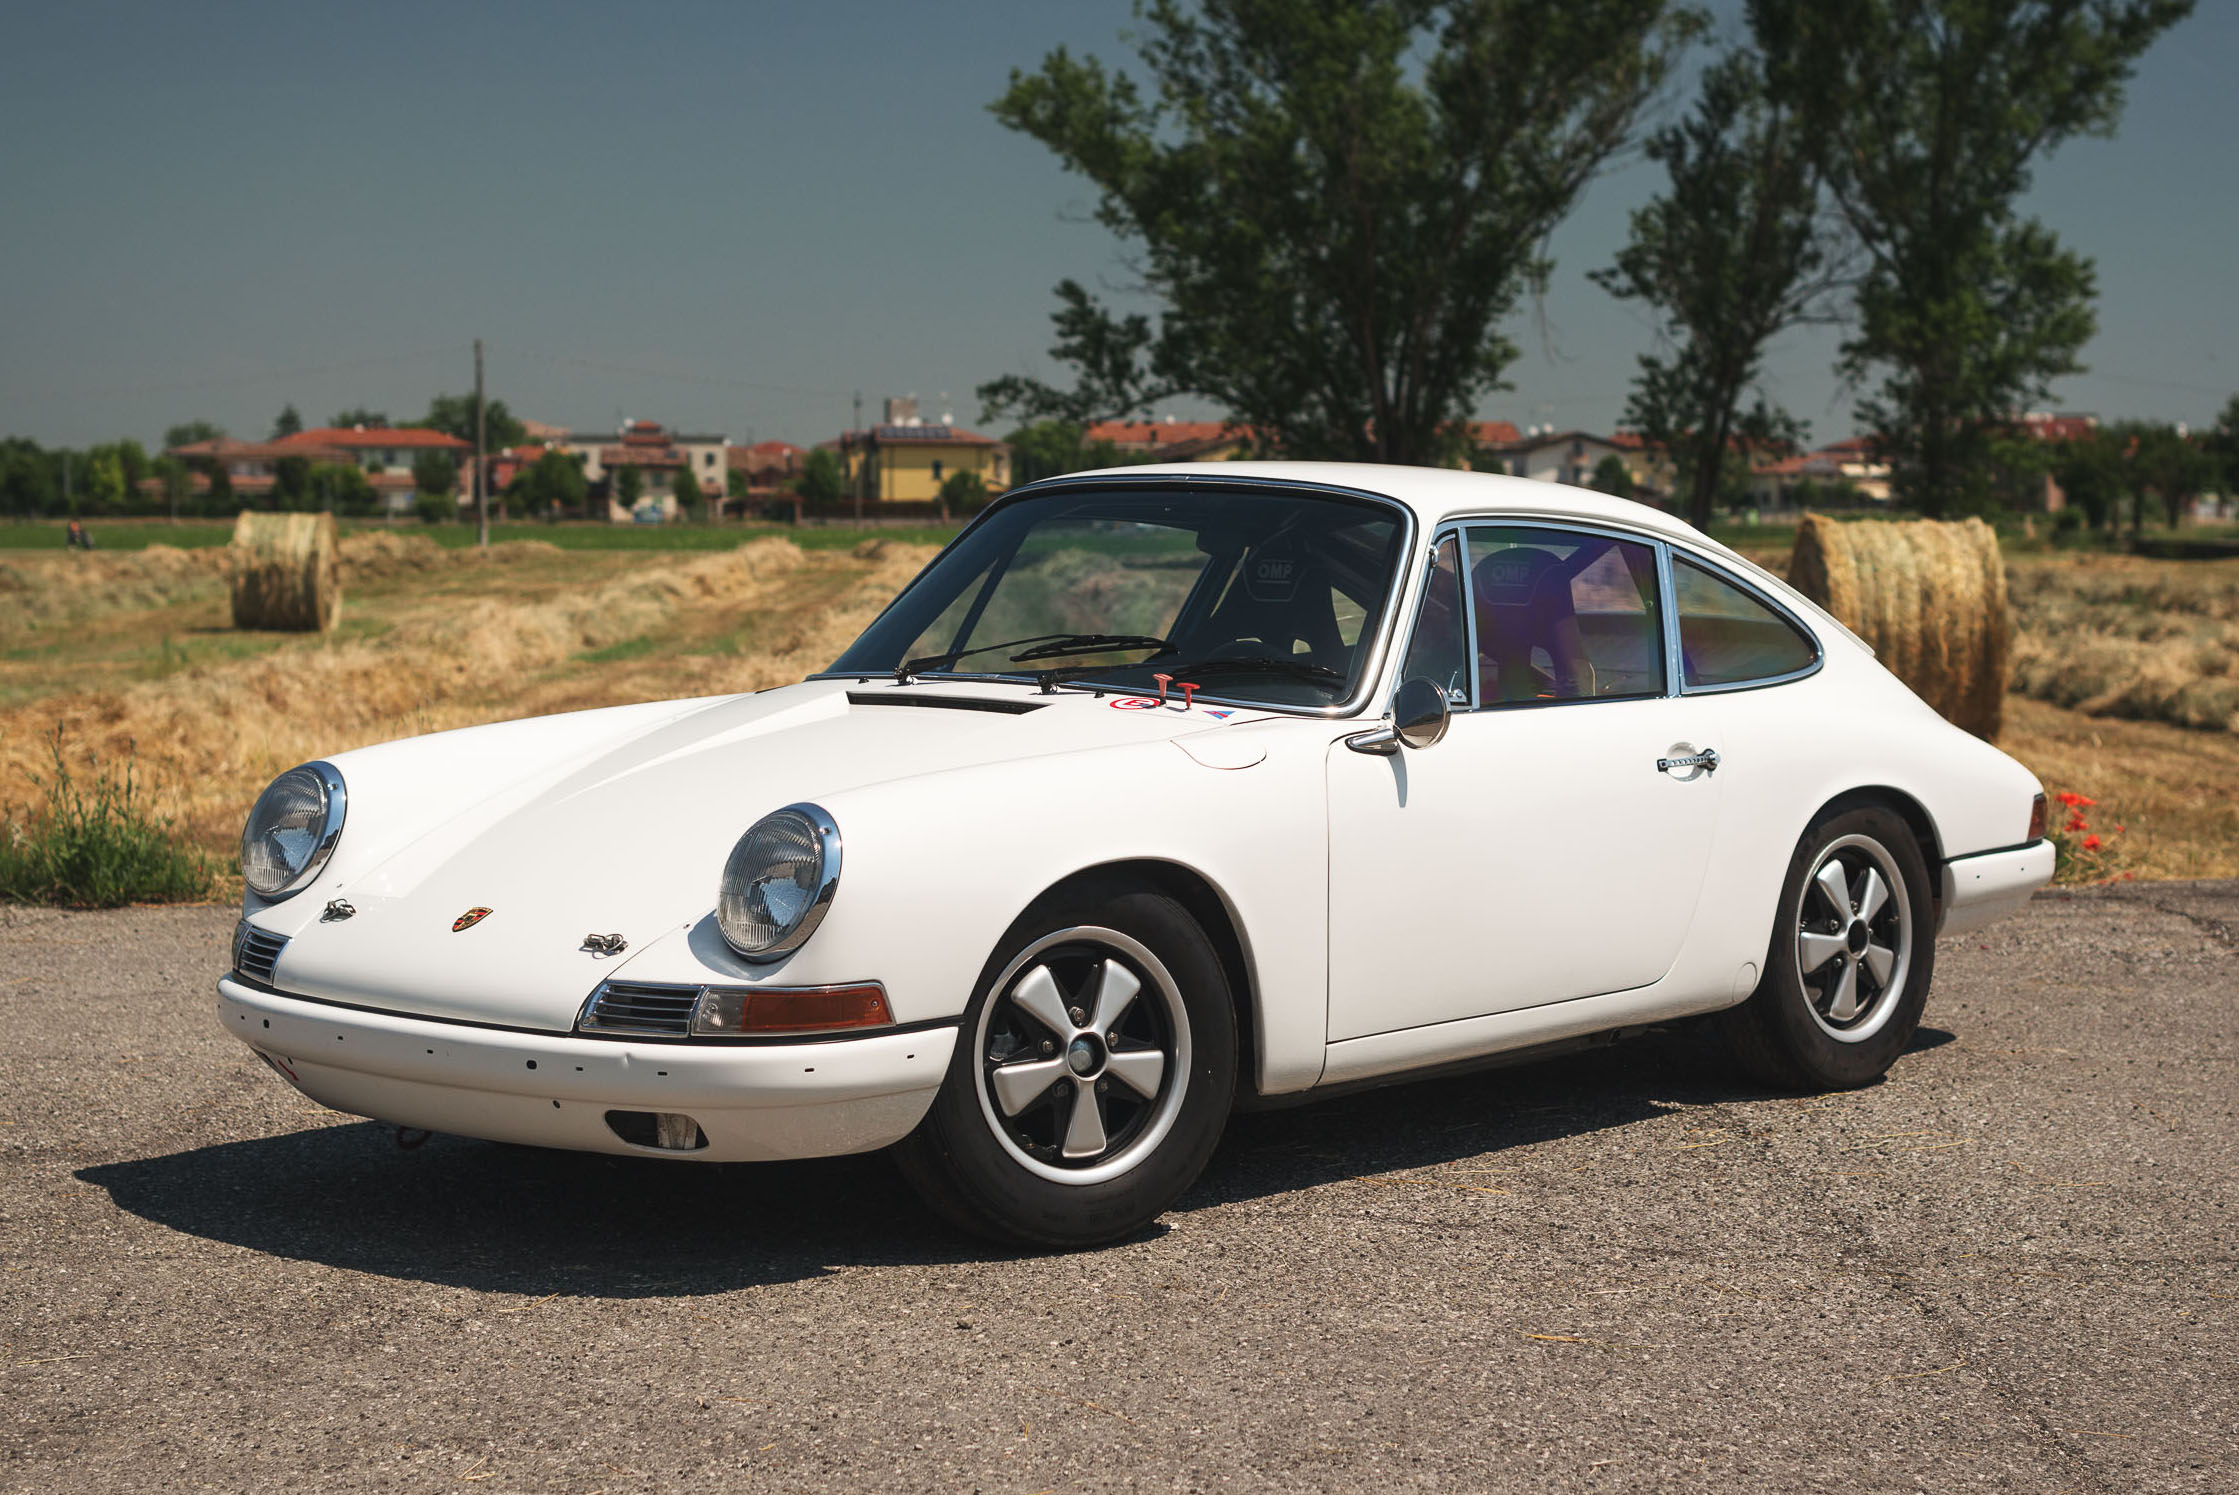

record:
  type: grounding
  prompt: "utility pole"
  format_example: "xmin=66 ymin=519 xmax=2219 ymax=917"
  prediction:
xmin=852 ymin=389 xmax=864 ymax=530
xmin=474 ymin=338 xmax=488 ymax=547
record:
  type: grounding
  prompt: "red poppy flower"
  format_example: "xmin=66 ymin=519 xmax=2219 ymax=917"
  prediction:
xmin=2081 ymin=834 xmax=2102 ymax=851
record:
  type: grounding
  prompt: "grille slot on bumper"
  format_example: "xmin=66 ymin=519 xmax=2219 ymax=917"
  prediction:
xmin=578 ymin=980 xmax=701 ymax=1037
xmin=233 ymin=923 xmax=289 ymax=985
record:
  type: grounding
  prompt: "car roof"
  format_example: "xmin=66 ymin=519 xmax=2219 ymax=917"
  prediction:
xmin=1065 ymin=461 xmax=1704 ymax=544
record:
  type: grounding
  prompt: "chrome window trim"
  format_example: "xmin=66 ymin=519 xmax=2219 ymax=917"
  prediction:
xmin=1390 ymin=526 xmax=1475 ymax=711
xmin=718 ymin=801 xmax=843 ymax=963
xmin=809 ymin=472 xmax=1420 ymax=720
xmin=245 ymin=759 xmax=348 ymax=902
xmin=1665 ymin=548 xmax=1826 ymax=696
xmin=1444 ymin=517 xmax=1675 ymax=714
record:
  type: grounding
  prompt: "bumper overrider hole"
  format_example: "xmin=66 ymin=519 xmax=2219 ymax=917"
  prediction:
xmin=604 ymin=1110 xmax=708 ymax=1151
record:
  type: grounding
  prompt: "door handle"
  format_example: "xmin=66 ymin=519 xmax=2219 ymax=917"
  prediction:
xmin=1657 ymin=747 xmax=1719 ymax=775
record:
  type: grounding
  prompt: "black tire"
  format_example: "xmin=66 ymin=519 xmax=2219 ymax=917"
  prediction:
xmin=893 ymin=879 xmax=1237 ymax=1249
xmin=1721 ymin=805 xmax=1937 ymax=1091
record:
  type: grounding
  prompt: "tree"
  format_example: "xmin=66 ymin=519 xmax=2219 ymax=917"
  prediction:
xmin=416 ymin=393 xmax=525 ymax=451
xmin=615 ymin=464 xmax=644 ymax=513
xmin=1588 ymin=453 xmax=1636 ymax=500
xmin=2053 ymin=428 xmax=2125 ymax=531
xmin=508 ymin=449 xmax=587 ymax=519
xmin=163 ymin=419 xmax=224 ymax=451
xmin=2126 ymin=423 xmax=2212 ymax=532
xmin=411 ymin=449 xmax=459 ymax=499
xmin=271 ymin=404 xmax=303 ymax=439
xmin=313 ymin=462 xmax=378 ymax=517
xmin=270 ymin=456 xmax=313 ymax=510
xmin=791 ymin=448 xmax=844 ymax=505
xmin=1753 ymin=0 xmax=2193 ymax=516
xmin=938 ymin=468 xmax=989 ymax=521
xmin=671 ymin=464 xmax=703 ymax=521
xmin=81 ymin=447 xmax=127 ymax=514
xmin=0 ymin=438 xmax=58 ymax=518
xmin=152 ymin=456 xmax=192 ymax=520
xmin=2206 ymin=393 xmax=2239 ymax=497
xmin=1591 ymin=48 xmax=1848 ymax=527
xmin=978 ymin=0 xmax=1703 ymax=464
xmin=329 ymin=408 xmax=389 ymax=429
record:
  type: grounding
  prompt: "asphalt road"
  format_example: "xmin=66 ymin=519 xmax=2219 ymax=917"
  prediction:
xmin=3 ymin=885 xmax=2234 ymax=1494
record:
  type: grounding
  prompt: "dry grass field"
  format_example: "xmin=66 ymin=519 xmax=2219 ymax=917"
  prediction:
xmin=3 ymin=531 xmax=2235 ymax=889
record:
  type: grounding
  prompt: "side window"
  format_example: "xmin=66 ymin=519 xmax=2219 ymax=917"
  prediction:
xmin=1399 ymin=535 xmax=1468 ymax=704
xmin=1465 ymin=525 xmax=1664 ymax=705
xmin=1673 ymin=557 xmax=1818 ymax=687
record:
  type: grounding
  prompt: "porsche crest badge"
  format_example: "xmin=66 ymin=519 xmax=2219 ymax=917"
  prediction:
xmin=451 ymin=907 xmax=493 ymax=933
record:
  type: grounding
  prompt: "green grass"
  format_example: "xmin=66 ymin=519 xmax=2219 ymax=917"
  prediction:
xmin=0 ymin=517 xmax=964 ymax=553
xmin=0 ymin=728 xmax=211 ymax=906
xmin=578 ymin=634 xmax=663 ymax=663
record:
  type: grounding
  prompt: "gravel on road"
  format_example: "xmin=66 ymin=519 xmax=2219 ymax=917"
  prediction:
xmin=2 ymin=884 xmax=2233 ymax=1493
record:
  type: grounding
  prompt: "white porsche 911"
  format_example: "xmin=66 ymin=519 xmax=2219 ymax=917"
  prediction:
xmin=220 ymin=464 xmax=2053 ymax=1246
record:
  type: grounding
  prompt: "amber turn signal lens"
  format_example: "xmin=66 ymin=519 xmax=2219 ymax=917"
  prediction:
xmin=2026 ymin=792 xmax=2048 ymax=843
xmin=691 ymin=983 xmax=892 ymax=1037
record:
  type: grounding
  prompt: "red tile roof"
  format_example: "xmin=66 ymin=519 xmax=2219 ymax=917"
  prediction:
xmin=1468 ymin=420 xmax=1522 ymax=446
xmin=280 ymin=426 xmax=471 ymax=451
xmin=1084 ymin=419 xmax=1243 ymax=448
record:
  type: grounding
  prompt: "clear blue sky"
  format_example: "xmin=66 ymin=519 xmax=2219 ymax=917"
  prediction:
xmin=1 ymin=0 xmax=2228 ymax=452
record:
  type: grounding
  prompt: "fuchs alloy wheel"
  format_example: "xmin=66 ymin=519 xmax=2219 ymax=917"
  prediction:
xmin=1721 ymin=806 xmax=1938 ymax=1092
xmin=894 ymin=881 xmax=1236 ymax=1248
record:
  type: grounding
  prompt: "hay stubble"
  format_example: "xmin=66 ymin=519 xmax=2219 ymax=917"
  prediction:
xmin=0 ymin=537 xmax=932 ymax=863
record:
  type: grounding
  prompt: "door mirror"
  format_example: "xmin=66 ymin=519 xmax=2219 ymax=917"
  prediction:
xmin=1392 ymin=677 xmax=1451 ymax=750
xmin=1346 ymin=676 xmax=1452 ymax=756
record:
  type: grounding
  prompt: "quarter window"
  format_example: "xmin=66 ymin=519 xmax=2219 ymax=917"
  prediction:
xmin=1399 ymin=535 xmax=1469 ymax=704
xmin=1673 ymin=557 xmax=1817 ymax=687
xmin=1465 ymin=526 xmax=1664 ymax=705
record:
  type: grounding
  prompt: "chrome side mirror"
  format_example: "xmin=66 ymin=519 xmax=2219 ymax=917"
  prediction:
xmin=1345 ymin=677 xmax=1453 ymax=756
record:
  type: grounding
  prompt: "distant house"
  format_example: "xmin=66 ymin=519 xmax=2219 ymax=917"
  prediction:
xmin=1746 ymin=438 xmax=1893 ymax=508
xmin=827 ymin=421 xmax=1010 ymax=504
xmin=1083 ymin=418 xmax=1255 ymax=462
xmin=729 ymin=440 xmax=805 ymax=489
xmin=1480 ymin=429 xmax=1638 ymax=489
xmin=165 ymin=425 xmax=469 ymax=514
xmin=538 ymin=420 xmax=729 ymax=522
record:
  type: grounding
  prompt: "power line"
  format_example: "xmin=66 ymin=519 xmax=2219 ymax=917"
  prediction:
xmin=8 ymin=344 xmax=467 ymax=405
xmin=509 ymin=347 xmax=852 ymax=400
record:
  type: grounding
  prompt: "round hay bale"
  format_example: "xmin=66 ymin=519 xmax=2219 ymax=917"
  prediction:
xmin=229 ymin=510 xmax=341 ymax=631
xmin=1788 ymin=513 xmax=2010 ymax=739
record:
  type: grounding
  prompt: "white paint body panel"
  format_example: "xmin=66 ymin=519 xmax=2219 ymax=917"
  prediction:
xmin=220 ymin=463 xmax=2054 ymax=1162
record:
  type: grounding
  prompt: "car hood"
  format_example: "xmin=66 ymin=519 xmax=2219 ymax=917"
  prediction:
xmin=261 ymin=678 xmax=1282 ymax=1029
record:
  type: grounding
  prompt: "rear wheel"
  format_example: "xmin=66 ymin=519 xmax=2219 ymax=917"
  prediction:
xmin=894 ymin=881 xmax=1236 ymax=1248
xmin=1722 ymin=806 xmax=1936 ymax=1091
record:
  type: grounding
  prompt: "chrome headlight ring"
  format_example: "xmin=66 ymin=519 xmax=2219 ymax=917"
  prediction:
xmin=240 ymin=761 xmax=347 ymax=901
xmin=716 ymin=802 xmax=841 ymax=961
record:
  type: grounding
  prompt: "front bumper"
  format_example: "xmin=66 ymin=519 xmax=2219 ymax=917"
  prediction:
xmin=217 ymin=977 xmax=956 ymax=1162
xmin=1940 ymin=840 xmax=2056 ymax=935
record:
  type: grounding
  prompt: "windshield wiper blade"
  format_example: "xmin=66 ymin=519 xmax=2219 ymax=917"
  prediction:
xmin=1007 ymin=634 xmax=1173 ymax=664
xmin=899 ymin=633 xmax=1171 ymax=682
xmin=1161 ymin=656 xmax=1346 ymax=688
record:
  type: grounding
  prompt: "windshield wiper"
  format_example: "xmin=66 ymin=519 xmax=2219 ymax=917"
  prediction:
xmin=1160 ymin=656 xmax=1346 ymax=689
xmin=898 ymin=633 xmax=1172 ymax=683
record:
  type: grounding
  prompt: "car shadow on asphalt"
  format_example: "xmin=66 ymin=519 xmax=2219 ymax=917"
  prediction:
xmin=76 ymin=1023 xmax=1952 ymax=1295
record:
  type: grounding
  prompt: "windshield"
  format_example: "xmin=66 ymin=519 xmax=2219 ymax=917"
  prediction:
xmin=826 ymin=485 xmax=1408 ymax=708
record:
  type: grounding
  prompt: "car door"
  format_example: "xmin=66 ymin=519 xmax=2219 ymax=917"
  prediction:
xmin=1325 ymin=522 xmax=1723 ymax=1042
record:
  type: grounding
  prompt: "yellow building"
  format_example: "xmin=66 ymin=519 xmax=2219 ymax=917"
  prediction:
xmin=834 ymin=422 xmax=1010 ymax=503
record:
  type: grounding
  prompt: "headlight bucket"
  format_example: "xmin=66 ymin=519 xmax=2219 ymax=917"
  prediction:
xmin=240 ymin=761 xmax=347 ymax=900
xmin=717 ymin=803 xmax=841 ymax=960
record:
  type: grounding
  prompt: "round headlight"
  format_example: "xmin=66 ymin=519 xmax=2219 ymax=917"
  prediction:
xmin=717 ymin=803 xmax=840 ymax=959
xmin=240 ymin=761 xmax=346 ymax=899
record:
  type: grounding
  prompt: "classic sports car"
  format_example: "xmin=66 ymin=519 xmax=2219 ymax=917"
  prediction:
xmin=221 ymin=464 xmax=2054 ymax=1245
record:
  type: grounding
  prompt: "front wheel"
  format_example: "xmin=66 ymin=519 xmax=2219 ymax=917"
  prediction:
xmin=893 ymin=881 xmax=1236 ymax=1248
xmin=1720 ymin=806 xmax=1937 ymax=1091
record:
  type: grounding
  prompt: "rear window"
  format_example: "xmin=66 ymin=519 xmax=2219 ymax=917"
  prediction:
xmin=1674 ymin=557 xmax=1818 ymax=688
